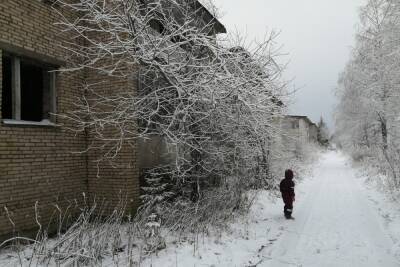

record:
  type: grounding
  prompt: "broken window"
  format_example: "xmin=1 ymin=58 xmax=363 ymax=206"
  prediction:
xmin=1 ymin=53 xmax=57 ymax=122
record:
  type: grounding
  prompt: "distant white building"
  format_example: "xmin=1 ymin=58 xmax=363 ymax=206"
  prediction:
xmin=274 ymin=115 xmax=318 ymax=157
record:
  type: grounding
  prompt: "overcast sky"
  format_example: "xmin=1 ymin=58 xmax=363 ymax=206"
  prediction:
xmin=213 ymin=0 xmax=366 ymax=129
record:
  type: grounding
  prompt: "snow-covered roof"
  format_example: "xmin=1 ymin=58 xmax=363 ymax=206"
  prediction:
xmin=285 ymin=115 xmax=317 ymax=127
xmin=195 ymin=0 xmax=226 ymax=34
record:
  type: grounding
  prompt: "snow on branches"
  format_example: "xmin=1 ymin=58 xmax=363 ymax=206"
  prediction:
xmin=55 ymin=0 xmax=288 ymax=230
xmin=335 ymin=0 xmax=400 ymax=186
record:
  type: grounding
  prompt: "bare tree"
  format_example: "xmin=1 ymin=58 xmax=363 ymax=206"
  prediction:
xmin=54 ymin=0 xmax=288 ymax=233
xmin=335 ymin=0 xmax=400 ymax=186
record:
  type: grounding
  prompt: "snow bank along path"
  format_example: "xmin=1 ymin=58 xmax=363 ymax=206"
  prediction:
xmin=265 ymin=151 xmax=399 ymax=266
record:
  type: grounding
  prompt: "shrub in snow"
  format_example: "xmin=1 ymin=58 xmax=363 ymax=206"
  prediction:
xmin=143 ymin=213 xmax=166 ymax=254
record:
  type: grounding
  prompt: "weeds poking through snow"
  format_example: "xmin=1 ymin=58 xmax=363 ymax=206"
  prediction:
xmin=143 ymin=213 xmax=165 ymax=254
xmin=0 ymin=197 xmax=144 ymax=266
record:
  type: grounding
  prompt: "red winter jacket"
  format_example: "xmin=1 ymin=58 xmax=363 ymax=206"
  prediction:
xmin=280 ymin=178 xmax=295 ymax=204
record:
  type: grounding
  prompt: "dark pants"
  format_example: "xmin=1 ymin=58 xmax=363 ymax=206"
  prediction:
xmin=284 ymin=202 xmax=293 ymax=218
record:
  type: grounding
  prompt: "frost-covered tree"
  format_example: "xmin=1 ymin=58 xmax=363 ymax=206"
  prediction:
xmin=54 ymin=0 xmax=289 ymax=230
xmin=317 ymin=117 xmax=330 ymax=147
xmin=335 ymin=0 xmax=400 ymax=186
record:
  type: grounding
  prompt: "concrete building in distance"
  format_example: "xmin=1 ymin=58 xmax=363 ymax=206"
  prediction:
xmin=277 ymin=115 xmax=318 ymax=156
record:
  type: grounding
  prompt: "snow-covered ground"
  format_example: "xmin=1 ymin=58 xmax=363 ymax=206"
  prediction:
xmin=142 ymin=151 xmax=400 ymax=266
xmin=2 ymin=151 xmax=400 ymax=266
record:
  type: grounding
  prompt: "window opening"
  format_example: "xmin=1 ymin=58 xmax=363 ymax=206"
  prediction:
xmin=1 ymin=53 xmax=57 ymax=122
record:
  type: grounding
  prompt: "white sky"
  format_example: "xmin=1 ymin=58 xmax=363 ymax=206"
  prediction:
xmin=213 ymin=0 xmax=366 ymax=129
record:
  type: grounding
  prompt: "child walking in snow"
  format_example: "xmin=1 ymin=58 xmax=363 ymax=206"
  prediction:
xmin=280 ymin=169 xmax=295 ymax=219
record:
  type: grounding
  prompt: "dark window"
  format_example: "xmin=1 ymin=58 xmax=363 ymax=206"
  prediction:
xmin=149 ymin=19 xmax=165 ymax=34
xmin=21 ymin=62 xmax=44 ymax=121
xmin=1 ymin=53 xmax=57 ymax=122
xmin=148 ymin=18 xmax=190 ymax=50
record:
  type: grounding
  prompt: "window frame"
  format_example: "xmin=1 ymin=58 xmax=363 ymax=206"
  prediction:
xmin=291 ymin=120 xmax=299 ymax=129
xmin=2 ymin=52 xmax=58 ymax=126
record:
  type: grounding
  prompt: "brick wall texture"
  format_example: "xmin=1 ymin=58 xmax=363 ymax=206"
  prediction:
xmin=0 ymin=0 xmax=140 ymax=238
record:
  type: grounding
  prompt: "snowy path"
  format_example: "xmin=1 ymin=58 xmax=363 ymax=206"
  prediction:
xmin=140 ymin=151 xmax=400 ymax=267
xmin=265 ymin=151 xmax=399 ymax=267
xmin=1 ymin=152 xmax=398 ymax=266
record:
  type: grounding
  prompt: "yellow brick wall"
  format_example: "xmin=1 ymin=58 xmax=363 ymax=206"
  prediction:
xmin=85 ymin=71 xmax=140 ymax=215
xmin=0 ymin=0 xmax=140 ymax=238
